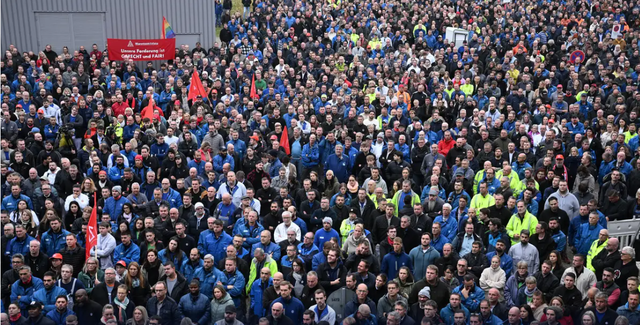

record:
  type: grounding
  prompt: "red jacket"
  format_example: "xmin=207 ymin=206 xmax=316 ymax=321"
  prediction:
xmin=438 ymin=138 xmax=455 ymax=156
xmin=111 ymin=101 xmax=129 ymax=117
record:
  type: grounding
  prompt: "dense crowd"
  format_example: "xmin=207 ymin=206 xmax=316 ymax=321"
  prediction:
xmin=3 ymin=0 xmax=640 ymax=324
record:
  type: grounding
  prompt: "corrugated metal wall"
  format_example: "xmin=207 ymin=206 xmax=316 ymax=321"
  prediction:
xmin=1 ymin=0 xmax=217 ymax=54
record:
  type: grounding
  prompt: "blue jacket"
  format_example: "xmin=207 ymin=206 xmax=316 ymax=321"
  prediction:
xmin=178 ymin=293 xmax=211 ymax=325
xmin=232 ymin=219 xmax=264 ymax=249
xmin=272 ymin=296 xmax=306 ymax=323
xmin=200 ymin=231 xmax=232 ymax=263
xmin=380 ymin=251 xmax=413 ymax=280
xmin=440 ymin=303 xmax=469 ymax=325
xmin=431 ymin=235 xmax=450 ymax=256
xmin=312 ymin=251 xmax=327 ymax=271
xmin=616 ymin=303 xmax=640 ymax=325
xmin=158 ymin=249 xmax=184 ymax=267
xmin=324 ymin=154 xmax=351 ymax=183
xmin=250 ymin=278 xmax=273 ymax=317
xmin=409 ymin=246 xmax=440 ymax=280
xmin=452 ymin=284 xmax=485 ymax=312
xmin=102 ymin=196 xmax=130 ymax=221
xmin=574 ymin=223 xmax=603 ymax=255
xmin=447 ymin=191 xmax=471 ymax=210
xmin=122 ymin=124 xmax=140 ymax=142
xmin=11 ymin=276 xmax=44 ymax=310
xmin=162 ymin=188 xmax=183 ymax=209
xmin=213 ymin=154 xmax=235 ymax=173
xmin=112 ymin=242 xmax=140 ymax=266
xmin=193 ymin=266 xmax=225 ymax=300
xmin=565 ymin=122 xmax=585 ymax=135
xmin=32 ymin=286 xmax=68 ymax=313
xmin=512 ymin=162 xmax=533 ymax=180
xmin=5 ymin=235 xmax=36 ymax=258
xmin=187 ymin=159 xmax=206 ymax=177
xmin=433 ymin=215 xmax=458 ymax=242
xmin=108 ymin=165 xmax=125 ymax=184
xmin=486 ymin=252 xmax=513 ymax=276
xmin=120 ymin=150 xmax=138 ymax=165
xmin=481 ymin=312 xmax=503 ymax=325
xmin=1 ymin=194 xmax=33 ymax=212
xmin=150 ymin=142 xmax=169 ymax=162
xmin=46 ymin=308 xmax=75 ymax=325
xmin=40 ymin=229 xmax=71 ymax=257
xmin=318 ymin=140 xmax=341 ymax=165
xmin=301 ymin=143 xmax=320 ymax=168
xmin=251 ymin=242 xmax=281 ymax=261
xmin=551 ymin=230 xmax=567 ymax=252
xmin=314 ymin=228 xmax=341 ymax=249
xmin=220 ymin=270 xmax=245 ymax=307
xmin=227 ymin=139 xmax=247 ymax=159
xmin=181 ymin=259 xmax=203 ymax=282
xmin=158 ymin=90 xmax=175 ymax=111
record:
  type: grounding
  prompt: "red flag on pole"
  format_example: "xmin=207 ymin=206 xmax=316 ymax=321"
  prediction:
xmin=280 ymin=126 xmax=290 ymax=155
xmin=188 ymin=68 xmax=206 ymax=101
xmin=250 ymin=74 xmax=259 ymax=100
xmin=86 ymin=195 xmax=98 ymax=260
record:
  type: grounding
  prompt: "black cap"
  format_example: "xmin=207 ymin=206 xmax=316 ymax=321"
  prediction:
xmin=269 ymin=150 xmax=279 ymax=157
xmin=225 ymin=305 xmax=237 ymax=314
xmin=349 ymin=207 xmax=358 ymax=214
xmin=28 ymin=301 xmax=43 ymax=309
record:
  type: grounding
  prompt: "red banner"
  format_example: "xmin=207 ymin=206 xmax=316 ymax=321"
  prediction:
xmin=107 ymin=38 xmax=175 ymax=61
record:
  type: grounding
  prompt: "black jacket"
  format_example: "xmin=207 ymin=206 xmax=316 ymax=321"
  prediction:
xmin=349 ymin=198 xmax=376 ymax=230
xmin=529 ymin=233 xmax=556 ymax=261
xmin=592 ymin=250 xmax=621 ymax=281
xmin=267 ymin=314 xmax=294 ymax=325
xmin=146 ymin=296 xmax=183 ymax=325
xmin=462 ymin=251 xmax=489 ymax=278
xmin=91 ymin=280 xmax=122 ymax=306
xmin=533 ymin=271 xmax=559 ymax=303
xmin=397 ymin=227 xmax=421 ymax=252
xmin=316 ymin=262 xmax=347 ymax=296
xmin=372 ymin=215 xmax=400 ymax=245
xmin=408 ymin=279 xmax=450 ymax=312
xmin=26 ymin=315 xmax=55 ymax=325
xmin=73 ymin=300 xmax=103 ymax=325
xmin=158 ymin=273 xmax=189 ymax=302
xmin=59 ymin=245 xmax=85 ymax=277
xmin=552 ymin=285 xmax=583 ymax=317
xmin=344 ymin=252 xmax=381 ymax=274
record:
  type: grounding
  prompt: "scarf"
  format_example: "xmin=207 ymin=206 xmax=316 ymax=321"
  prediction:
xmin=9 ymin=313 xmax=22 ymax=322
xmin=516 ymin=273 xmax=528 ymax=288
xmin=387 ymin=236 xmax=395 ymax=246
xmin=113 ymin=296 xmax=130 ymax=323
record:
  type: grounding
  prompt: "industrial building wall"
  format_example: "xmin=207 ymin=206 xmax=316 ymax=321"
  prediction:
xmin=1 ymin=0 xmax=216 ymax=55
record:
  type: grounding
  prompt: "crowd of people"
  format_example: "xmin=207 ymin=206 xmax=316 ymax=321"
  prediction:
xmin=3 ymin=0 xmax=640 ymax=324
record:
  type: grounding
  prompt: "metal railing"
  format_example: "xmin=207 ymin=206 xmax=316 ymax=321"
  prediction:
xmin=607 ymin=217 xmax=640 ymax=249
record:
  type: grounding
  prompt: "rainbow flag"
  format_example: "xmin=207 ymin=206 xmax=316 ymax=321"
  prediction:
xmin=162 ymin=16 xmax=176 ymax=39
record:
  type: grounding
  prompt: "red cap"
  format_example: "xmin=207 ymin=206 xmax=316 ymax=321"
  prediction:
xmin=15 ymin=104 xmax=22 ymax=108
xmin=250 ymin=136 xmax=259 ymax=142
xmin=135 ymin=155 xmax=143 ymax=161
xmin=557 ymin=84 xmax=563 ymax=88
xmin=50 ymin=253 xmax=63 ymax=260
xmin=174 ymin=100 xmax=181 ymax=105
xmin=116 ymin=260 xmax=127 ymax=267
xmin=99 ymin=170 xmax=107 ymax=176
xmin=591 ymin=83 xmax=597 ymax=88
xmin=556 ymin=154 xmax=564 ymax=160
xmin=548 ymin=119 xmax=555 ymax=124
xmin=270 ymin=135 xmax=278 ymax=140
xmin=37 ymin=108 xmax=45 ymax=114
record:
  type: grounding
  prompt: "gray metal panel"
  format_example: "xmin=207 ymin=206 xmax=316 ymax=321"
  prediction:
xmin=2 ymin=0 xmax=216 ymax=55
xmin=35 ymin=13 xmax=74 ymax=52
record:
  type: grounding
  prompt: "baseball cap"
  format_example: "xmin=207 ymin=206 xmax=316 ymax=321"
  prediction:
xmin=99 ymin=170 xmax=107 ymax=176
xmin=50 ymin=253 xmax=63 ymax=260
xmin=135 ymin=155 xmax=143 ymax=161
xmin=28 ymin=301 xmax=43 ymax=309
xmin=30 ymin=127 xmax=40 ymax=133
xmin=250 ymin=136 xmax=260 ymax=142
xmin=270 ymin=135 xmax=278 ymax=141
xmin=242 ymin=195 xmax=251 ymax=201
xmin=194 ymin=202 xmax=205 ymax=209
xmin=116 ymin=260 xmax=127 ymax=268
xmin=429 ymin=187 xmax=439 ymax=196
xmin=39 ymin=176 xmax=48 ymax=181
xmin=174 ymin=100 xmax=181 ymax=105
xmin=349 ymin=207 xmax=358 ymax=214
xmin=548 ymin=119 xmax=555 ymax=124
xmin=555 ymin=154 xmax=564 ymax=160
xmin=225 ymin=305 xmax=237 ymax=314
xmin=37 ymin=108 xmax=45 ymax=114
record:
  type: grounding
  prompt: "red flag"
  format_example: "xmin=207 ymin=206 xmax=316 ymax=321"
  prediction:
xmin=141 ymin=99 xmax=156 ymax=122
xmin=86 ymin=195 xmax=98 ymax=260
xmin=188 ymin=68 xmax=206 ymax=101
xmin=250 ymin=73 xmax=259 ymax=100
xmin=280 ymin=126 xmax=290 ymax=155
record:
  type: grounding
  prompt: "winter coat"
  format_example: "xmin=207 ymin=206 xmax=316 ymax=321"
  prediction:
xmin=112 ymin=242 xmax=140 ymax=267
xmin=377 ymin=294 xmax=408 ymax=319
xmin=381 ymin=251 xmax=413 ymax=280
xmin=210 ymin=293 xmax=235 ymax=324
xmin=146 ymin=296 xmax=182 ymax=325
xmin=11 ymin=276 xmax=44 ymax=310
xmin=616 ymin=303 xmax=640 ymax=325
xmin=32 ymin=286 xmax=68 ymax=313
xmin=178 ymin=293 xmax=211 ymax=325
xmin=246 ymin=255 xmax=278 ymax=294
xmin=250 ymin=278 xmax=273 ymax=318
xmin=462 ymin=251 xmax=490 ymax=278
xmin=505 ymin=212 xmax=538 ymax=246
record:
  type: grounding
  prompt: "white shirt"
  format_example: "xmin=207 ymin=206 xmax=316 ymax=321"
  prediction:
xmin=274 ymin=222 xmax=301 ymax=243
xmin=64 ymin=193 xmax=89 ymax=211
xmin=164 ymin=135 xmax=179 ymax=147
